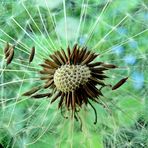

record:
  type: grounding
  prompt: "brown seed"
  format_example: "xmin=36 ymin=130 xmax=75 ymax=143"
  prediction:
xmin=67 ymin=46 xmax=71 ymax=59
xmin=88 ymin=82 xmax=103 ymax=97
xmin=6 ymin=47 xmax=14 ymax=65
xmin=67 ymin=45 xmax=75 ymax=64
xmin=75 ymin=94 xmax=81 ymax=106
xmin=101 ymin=63 xmax=117 ymax=69
xmin=22 ymin=86 xmax=41 ymax=96
xmin=88 ymin=62 xmax=103 ymax=67
xmin=50 ymin=52 xmax=61 ymax=65
xmin=83 ymin=84 xmax=95 ymax=98
xmin=89 ymin=54 xmax=99 ymax=63
xmin=4 ymin=42 xmax=9 ymax=55
xmin=51 ymin=91 xmax=61 ymax=103
xmin=72 ymin=91 xmax=75 ymax=110
xmin=78 ymin=47 xmax=87 ymax=62
xmin=89 ymin=77 xmax=105 ymax=86
xmin=43 ymin=68 xmax=55 ymax=73
xmin=39 ymin=68 xmax=55 ymax=75
xmin=70 ymin=44 xmax=77 ymax=62
xmin=44 ymin=79 xmax=54 ymax=88
xmin=82 ymin=50 xmax=90 ymax=62
xmin=29 ymin=46 xmax=35 ymax=63
xmin=40 ymin=75 xmax=53 ymax=80
xmin=5 ymin=48 xmax=11 ymax=59
xmin=90 ymin=67 xmax=108 ymax=71
xmin=31 ymin=93 xmax=51 ymax=99
xmin=91 ymin=72 xmax=108 ymax=80
xmin=61 ymin=49 xmax=68 ymax=62
xmin=56 ymin=51 xmax=65 ymax=64
xmin=112 ymin=77 xmax=128 ymax=90
xmin=73 ymin=47 xmax=79 ymax=64
xmin=81 ymin=52 xmax=94 ymax=65
xmin=67 ymin=92 xmax=71 ymax=109
xmin=39 ymin=64 xmax=52 ymax=69
xmin=64 ymin=93 xmax=68 ymax=107
xmin=44 ymin=59 xmax=59 ymax=68
xmin=5 ymin=44 xmax=14 ymax=59
xmin=58 ymin=93 xmax=65 ymax=109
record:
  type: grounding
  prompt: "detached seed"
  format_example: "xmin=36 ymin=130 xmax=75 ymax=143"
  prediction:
xmin=4 ymin=42 xmax=9 ymax=55
xmin=6 ymin=47 xmax=14 ymax=65
xmin=112 ymin=77 xmax=128 ymax=90
xmin=29 ymin=46 xmax=35 ymax=63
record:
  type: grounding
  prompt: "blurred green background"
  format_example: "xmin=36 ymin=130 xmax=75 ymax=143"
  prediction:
xmin=0 ymin=0 xmax=148 ymax=147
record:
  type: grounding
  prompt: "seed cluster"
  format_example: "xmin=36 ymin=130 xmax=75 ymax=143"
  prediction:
xmin=2 ymin=42 xmax=127 ymax=125
xmin=22 ymin=44 xmax=122 ymax=124
xmin=54 ymin=64 xmax=91 ymax=92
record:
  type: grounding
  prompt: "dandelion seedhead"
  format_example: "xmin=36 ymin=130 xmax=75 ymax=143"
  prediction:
xmin=22 ymin=44 xmax=125 ymax=124
xmin=1 ymin=1 xmax=147 ymax=147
